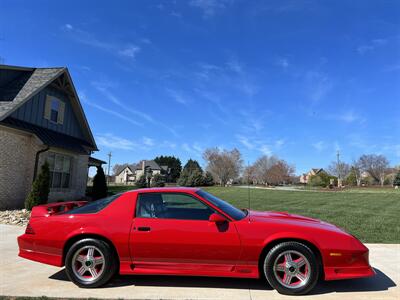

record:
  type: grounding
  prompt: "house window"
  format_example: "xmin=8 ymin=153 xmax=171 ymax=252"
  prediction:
xmin=45 ymin=95 xmax=65 ymax=124
xmin=50 ymin=99 xmax=60 ymax=123
xmin=47 ymin=153 xmax=72 ymax=189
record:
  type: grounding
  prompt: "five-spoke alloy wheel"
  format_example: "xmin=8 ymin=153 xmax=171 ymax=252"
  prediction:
xmin=263 ymin=242 xmax=319 ymax=295
xmin=65 ymin=238 xmax=117 ymax=288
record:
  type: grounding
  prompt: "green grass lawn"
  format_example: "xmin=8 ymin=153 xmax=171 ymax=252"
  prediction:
xmin=202 ymin=186 xmax=400 ymax=244
xmin=104 ymin=185 xmax=399 ymax=243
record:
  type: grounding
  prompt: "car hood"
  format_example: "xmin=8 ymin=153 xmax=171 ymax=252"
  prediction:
xmin=248 ymin=210 xmax=344 ymax=232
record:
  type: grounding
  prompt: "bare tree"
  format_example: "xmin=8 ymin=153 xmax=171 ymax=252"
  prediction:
xmin=252 ymin=155 xmax=279 ymax=185
xmin=359 ymin=154 xmax=389 ymax=186
xmin=351 ymin=159 xmax=363 ymax=187
xmin=266 ymin=160 xmax=295 ymax=185
xmin=203 ymin=148 xmax=243 ymax=186
xmin=243 ymin=165 xmax=257 ymax=184
xmin=251 ymin=155 xmax=294 ymax=186
xmin=327 ymin=161 xmax=351 ymax=180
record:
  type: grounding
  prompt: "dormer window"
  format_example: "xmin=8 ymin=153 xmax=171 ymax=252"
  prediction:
xmin=50 ymin=98 xmax=60 ymax=122
xmin=45 ymin=95 xmax=65 ymax=124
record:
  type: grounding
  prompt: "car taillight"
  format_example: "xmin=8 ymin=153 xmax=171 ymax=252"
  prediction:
xmin=25 ymin=223 xmax=35 ymax=234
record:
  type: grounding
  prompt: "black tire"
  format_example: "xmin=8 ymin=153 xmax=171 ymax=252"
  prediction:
xmin=263 ymin=241 xmax=319 ymax=295
xmin=65 ymin=238 xmax=117 ymax=288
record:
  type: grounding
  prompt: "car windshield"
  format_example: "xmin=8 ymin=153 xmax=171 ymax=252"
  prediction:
xmin=196 ymin=190 xmax=247 ymax=221
xmin=64 ymin=194 xmax=120 ymax=214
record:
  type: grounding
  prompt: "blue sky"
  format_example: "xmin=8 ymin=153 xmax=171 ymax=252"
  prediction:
xmin=1 ymin=0 xmax=399 ymax=174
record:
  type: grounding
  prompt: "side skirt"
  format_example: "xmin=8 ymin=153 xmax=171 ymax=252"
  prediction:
xmin=119 ymin=261 xmax=259 ymax=278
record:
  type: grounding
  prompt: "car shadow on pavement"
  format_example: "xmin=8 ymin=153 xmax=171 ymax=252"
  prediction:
xmin=50 ymin=268 xmax=395 ymax=294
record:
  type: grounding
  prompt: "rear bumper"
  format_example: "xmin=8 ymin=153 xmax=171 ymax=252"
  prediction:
xmin=18 ymin=234 xmax=63 ymax=267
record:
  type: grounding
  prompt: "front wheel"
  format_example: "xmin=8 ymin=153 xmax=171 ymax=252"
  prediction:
xmin=65 ymin=238 xmax=117 ymax=288
xmin=263 ymin=241 xmax=319 ymax=295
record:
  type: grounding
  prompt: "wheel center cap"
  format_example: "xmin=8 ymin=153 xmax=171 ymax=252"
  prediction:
xmin=85 ymin=260 xmax=93 ymax=267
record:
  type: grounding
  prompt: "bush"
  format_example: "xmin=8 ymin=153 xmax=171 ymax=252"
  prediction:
xmin=25 ymin=162 xmax=50 ymax=210
xmin=393 ymin=171 xmax=400 ymax=187
xmin=151 ymin=174 xmax=165 ymax=187
xmin=177 ymin=169 xmax=190 ymax=186
xmin=92 ymin=166 xmax=108 ymax=200
xmin=203 ymin=171 xmax=215 ymax=186
xmin=135 ymin=175 xmax=148 ymax=188
xmin=187 ymin=169 xmax=204 ymax=187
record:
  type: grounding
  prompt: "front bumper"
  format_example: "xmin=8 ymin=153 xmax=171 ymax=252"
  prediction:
xmin=323 ymin=248 xmax=375 ymax=280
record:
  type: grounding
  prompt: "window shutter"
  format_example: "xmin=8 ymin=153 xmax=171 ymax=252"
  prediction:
xmin=44 ymin=96 xmax=51 ymax=120
xmin=58 ymin=101 xmax=65 ymax=124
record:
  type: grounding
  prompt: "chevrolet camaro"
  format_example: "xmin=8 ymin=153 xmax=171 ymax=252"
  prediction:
xmin=18 ymin=187 xmax=374 ymax=295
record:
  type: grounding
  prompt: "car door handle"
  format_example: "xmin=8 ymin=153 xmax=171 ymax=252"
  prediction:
xmin=137 ymin=226 xmax=151 ymax=232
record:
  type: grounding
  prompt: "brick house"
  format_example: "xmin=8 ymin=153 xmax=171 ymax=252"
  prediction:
xmin=114 ymin=160 xmax=167 ymax=185
xmin=299 ymin=168 xmax=324 ymax=184
xmin=0 ymin=65 xmax=103 ymax=209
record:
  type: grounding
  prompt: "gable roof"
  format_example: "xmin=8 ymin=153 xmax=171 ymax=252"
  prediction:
xmin=115 ymin=160 xmax=163 ymax=176
xmin=0 ymin=64 xmax=97 ymax=150
xmin=135 ymin=160 xmax=162 ymax=170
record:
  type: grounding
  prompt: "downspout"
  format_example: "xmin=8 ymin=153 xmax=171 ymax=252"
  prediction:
xmin=33 ymin=146 xmax=50 ymax=182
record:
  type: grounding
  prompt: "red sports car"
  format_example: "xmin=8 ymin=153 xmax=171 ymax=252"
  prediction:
xmin=18 ymin=187 xmax=374 ymax=295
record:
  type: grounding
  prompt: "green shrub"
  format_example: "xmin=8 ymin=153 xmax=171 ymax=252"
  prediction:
xmin=25 ymin=162 xmax=50 ymax=210
xmin=393 ymin=171 xmax=400 ymax=186
xmin=203 ymin=171 xmax=215 ymax=186
xmin=187 ymin=169 xmax=204 ymax=187
xmin=92 ymin=166 xmax=108 ymax=200
xmin=135 ymin=175 xmax=148 ymax=188
xmin=151 ymin=174 xmax=166 ymax=187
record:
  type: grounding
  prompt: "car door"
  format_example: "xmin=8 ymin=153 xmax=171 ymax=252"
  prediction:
xmin=130 ymin=192 xmax=242 ymax=271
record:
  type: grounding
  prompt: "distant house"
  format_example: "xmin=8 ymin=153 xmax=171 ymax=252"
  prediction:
xmin=0 ymin=64 xmax=104 ymax=209
xmin=299 ymin=168 xmax=324 ymax=184
xmin=114 ymin=160 xmax=168 ymax=185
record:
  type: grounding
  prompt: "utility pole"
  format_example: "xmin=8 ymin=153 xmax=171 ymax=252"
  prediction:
xmin=107 ymin=152 xmax=112 ymax=184
xmin=337 ymin=150 xmax=342 ymax=187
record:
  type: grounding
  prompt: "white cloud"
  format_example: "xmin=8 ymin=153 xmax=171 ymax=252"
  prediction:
xmin=96 ymin=134 xmax=136 ymax=150
xmin=62 ymin=24 xmax=73 ymax=31
xmin=357 ymin=38 xmax=387 ymax=55
xmin=61 ymin=24 xmax=141 ymax=60
xmin=79 ymin=92 xmax=142 ymax=127
xmin=166 ymin=88 xmax=189 ymax=105
xmin=226 ymin=58 xmax=243 ymax=74
xmin=182 ymin=143 xmax=203 ymax=156
xmin=305 ymin=71 xmax=333 ymax=103
xmin=276 ymin=58 xmax=290 ymax=69
xmin=260 ymin=145 xmax=272 ymax=155
xmin=142 ymin=137 xmax=155 ymax=147
xmin=189 ymin=0 xmax=232 ymax=17
xmin=312 ymin=141 xmax=325 ymax=152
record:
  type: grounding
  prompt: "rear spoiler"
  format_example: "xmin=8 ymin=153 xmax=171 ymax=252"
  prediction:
xmin=31 ymin=201 xmax=87 ymax=217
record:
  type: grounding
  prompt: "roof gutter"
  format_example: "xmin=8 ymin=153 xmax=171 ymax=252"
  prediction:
xmin=33 ymin=146 xmax=50 ymax=182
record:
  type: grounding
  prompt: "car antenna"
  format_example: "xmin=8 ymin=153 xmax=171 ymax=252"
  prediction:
xmin=247 ymin=160 xmax=251 ymax=222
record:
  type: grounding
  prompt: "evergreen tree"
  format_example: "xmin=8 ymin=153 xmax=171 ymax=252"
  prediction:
xmin=187 ymin=169 xmax=204 ymax=187
xmin=25 ymin=162 xmax=50 ymax=210
xmin=154 ymin=156 xmax=182 ymax=182
xmin=177 ymin=159 xmax=203 ymax=186
xmin=92 ymin=166 xmax=108 ymax=200
xmin=135 ymin=175 xmax=148 ymax=188
xmin=394 ymin=170 xmax=400 ymax=187
xmin=151 ymin=174 xmax=166 ymax=187
xmin=203 ymin=171 xmax=215 ymax=186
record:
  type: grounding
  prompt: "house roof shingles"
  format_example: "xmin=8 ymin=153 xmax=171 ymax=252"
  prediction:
xmin=0 ymin=67 xmax=64 ymax=120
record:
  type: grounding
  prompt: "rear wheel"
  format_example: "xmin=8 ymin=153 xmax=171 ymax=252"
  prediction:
xmin=65 ymin=238 xmax=117 ymax=288
xmin=263 ymin=241 xmax=319 ymax=295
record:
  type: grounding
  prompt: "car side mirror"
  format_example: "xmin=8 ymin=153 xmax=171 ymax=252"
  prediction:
xmin=209 ymin=213 xmax=227 ymax=223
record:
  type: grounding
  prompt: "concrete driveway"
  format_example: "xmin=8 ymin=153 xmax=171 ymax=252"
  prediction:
xmin=0 ymin=224 xmax=398 ymax=300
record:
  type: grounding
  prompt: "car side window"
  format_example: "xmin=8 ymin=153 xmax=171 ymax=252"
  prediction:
xmin=136 ymin=193 xmax=215 ymax=220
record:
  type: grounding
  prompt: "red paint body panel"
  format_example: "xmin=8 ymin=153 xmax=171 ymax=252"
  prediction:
xmin=17 ymin=187 xmax=374 ymax=281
